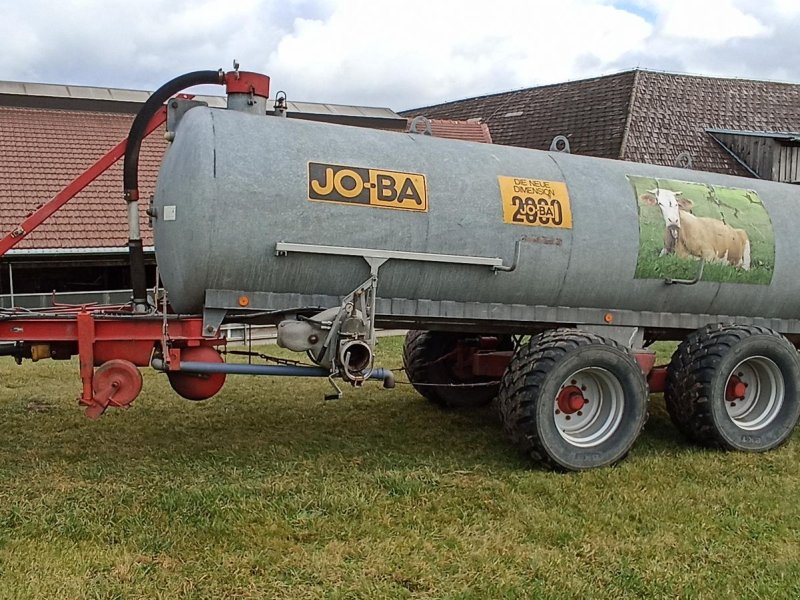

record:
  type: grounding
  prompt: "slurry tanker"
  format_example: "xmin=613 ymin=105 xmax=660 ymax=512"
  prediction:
xmin=3 ymin=68 xmax=799 ymax=470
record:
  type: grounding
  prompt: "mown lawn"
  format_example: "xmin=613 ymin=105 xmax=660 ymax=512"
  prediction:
xmin=1 ymin=338 xmax=799 ymax=599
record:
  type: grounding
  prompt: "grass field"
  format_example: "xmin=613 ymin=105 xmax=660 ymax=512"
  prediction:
xmin=1 ymin=337 xmax=800 ymax=598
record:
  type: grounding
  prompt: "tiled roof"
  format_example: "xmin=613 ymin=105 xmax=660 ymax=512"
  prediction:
xmin=402 ymin=70 xmax=800 ymax=177
xmin=407 ymin=117 xmax=493 ymax=143
xmin=622 ymin=71 xmax=800 ymax=176
xmin=0 ymin=106 xmax=162 ymax=251
xmin=401 ymin=71 xmax=637 ymax=159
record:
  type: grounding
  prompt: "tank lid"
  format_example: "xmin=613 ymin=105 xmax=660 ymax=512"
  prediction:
xmin=224 ymin=72 xmax=270 ymax=99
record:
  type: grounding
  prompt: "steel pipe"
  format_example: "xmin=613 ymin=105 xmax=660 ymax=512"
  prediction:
xmin=150 ymin=357 xmax=394 ymax=386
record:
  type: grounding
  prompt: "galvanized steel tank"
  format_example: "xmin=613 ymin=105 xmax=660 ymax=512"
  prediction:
xmin=153 ymin=106 xmax=799 ymax=322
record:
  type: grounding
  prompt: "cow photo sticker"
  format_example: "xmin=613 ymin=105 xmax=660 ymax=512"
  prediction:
xmin=628 ymin=175 xmax=774 ymax=285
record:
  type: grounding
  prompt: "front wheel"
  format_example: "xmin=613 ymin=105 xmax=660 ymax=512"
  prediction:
xmin=497 ymin=329 xmax=648 ymax=471
xmin=665 ymin=324 xmax=800 ymax=451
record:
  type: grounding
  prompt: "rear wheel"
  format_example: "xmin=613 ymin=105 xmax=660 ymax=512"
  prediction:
xmin=665 ymin=324 xmax=800 ymax=451
xmin=497 ymin=329 xmax=648 ymax=470
xmin=402 ymin=330 xmax=510 ymax=408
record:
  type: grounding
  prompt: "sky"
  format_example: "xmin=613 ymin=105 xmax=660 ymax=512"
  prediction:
xmin=1 ymin=0 xmax=799 ymax=111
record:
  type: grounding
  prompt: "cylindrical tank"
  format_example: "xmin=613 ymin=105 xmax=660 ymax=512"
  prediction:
xmin=153 ymin=106 xmax=798 ymax=321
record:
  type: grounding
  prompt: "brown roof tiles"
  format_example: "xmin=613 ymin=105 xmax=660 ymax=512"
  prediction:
xmin=402 ymin=71 xmax=637 ymax=159
xmin=0 ymin=107 xmax=163 ymax=251
xmin=402 ymin=69 xmax=800 ymax=177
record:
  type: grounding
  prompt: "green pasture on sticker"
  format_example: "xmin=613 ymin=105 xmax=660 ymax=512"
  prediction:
xmin=629 ymin=175 xmax=775 ymax=285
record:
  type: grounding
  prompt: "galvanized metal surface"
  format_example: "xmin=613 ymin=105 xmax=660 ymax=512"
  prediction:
xmin=275 ymin=242 xmax=504 ymax=268
xmin=154 ymin=107 xmax=800 ymax=332
xmin=203 ymin=290 xmax=800 ymax=337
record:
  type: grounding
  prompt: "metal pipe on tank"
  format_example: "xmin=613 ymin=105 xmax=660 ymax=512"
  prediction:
xmin=8 ymin=263 xmax=14 ymax=308
xmin=123 ymin=69 xmax=226 ymax=310
xmin=150 ymin=356 xmax=394 ymax=384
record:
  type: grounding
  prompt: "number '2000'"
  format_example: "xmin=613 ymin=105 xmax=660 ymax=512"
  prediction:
xmin=511 ymin=196 xmax=565 ymax=226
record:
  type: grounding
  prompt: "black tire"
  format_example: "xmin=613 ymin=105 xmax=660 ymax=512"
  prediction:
xmin=496 ymin=328 xmax=648 ymax=471
xmin=402 ymin=330 xmax=509 ymax=408
xmin=665 ymin=324 xmax=800 ymax=451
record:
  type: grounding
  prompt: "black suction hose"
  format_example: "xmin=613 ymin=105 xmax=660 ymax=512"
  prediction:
xmin=124 ymin=69 xmax=225 ymax=309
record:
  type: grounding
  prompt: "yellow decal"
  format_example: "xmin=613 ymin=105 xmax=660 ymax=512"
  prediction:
xmin=308 ymin=162 xmax=428 ymax=212
xmin=498 ymin=176 xmax=572 ymax=228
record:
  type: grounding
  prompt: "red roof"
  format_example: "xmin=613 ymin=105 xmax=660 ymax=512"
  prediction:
xmin=0 ymin=106 xmax=163 ymax=251
xmin=407 ymin=117 xmax=493 ymax=143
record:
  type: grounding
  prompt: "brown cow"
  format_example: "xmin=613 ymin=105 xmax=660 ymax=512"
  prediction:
xmin=640 ymin=189 xmax=751 ymax=270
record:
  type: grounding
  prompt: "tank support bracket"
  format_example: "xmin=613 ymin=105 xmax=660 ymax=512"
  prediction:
xmin=275 ymin=242 xmax=504 ymax=269
xmin=202 ymin=308 xmax=227 ymax=337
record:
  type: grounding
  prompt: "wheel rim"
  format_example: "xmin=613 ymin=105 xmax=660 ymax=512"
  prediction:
xmin=724 ymin=356 xmax=785 ymax=431
xmin=554 ymin=367 xmax=625 ymax=447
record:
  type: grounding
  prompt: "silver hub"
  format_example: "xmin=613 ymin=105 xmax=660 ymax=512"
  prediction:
xmin=724 ymin=356 xmax=785 ymax=431
xmin=554 ymin=367 xmax=625 ymax=447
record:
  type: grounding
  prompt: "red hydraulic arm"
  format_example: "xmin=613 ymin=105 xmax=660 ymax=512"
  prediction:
xmin=0 ymin=106 xmax=168 ymax=258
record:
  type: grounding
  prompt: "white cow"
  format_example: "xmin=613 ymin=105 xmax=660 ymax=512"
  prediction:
xmin=640 ymin=189 xmax=751 ymax=270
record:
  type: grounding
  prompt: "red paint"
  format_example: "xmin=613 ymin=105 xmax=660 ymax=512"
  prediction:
xmin=94 ymin=341 xmax=156 ymax=367
xmin=167 ymin=346 xmax=226 ymax=401
xmin=76 ymin=311 xmax=96 ymax=408
xmin=633 ymin=350 xmax=657 ymax=376
xmin=224 ymin=71 xmax=270 ymax=97
xmin=0 ymin=312 xmax=207 ymax=343
xmin=647 ymin=367 xmax=668 ymax=394
xmin=3 ymin=307 xmax=223 ymax=416
xmin=85 ymin=359 xmax=143 ymax=420
xmin=470 ymin=351 xmax=514 ymax=377
xmin=726 ymin=376 xmax=747 ymax=401
xmin=557 ymin=385 xmax=586 ymax=414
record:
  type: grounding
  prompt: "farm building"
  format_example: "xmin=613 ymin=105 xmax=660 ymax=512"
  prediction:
xmin=402 ymin=69 xmax=800 ymax=182
xmin=0 ymin=81 xmax=489 ymax=307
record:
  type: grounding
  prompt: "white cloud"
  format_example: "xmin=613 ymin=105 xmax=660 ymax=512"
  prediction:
xmin=265 ymin=0 xmax=652 ymax=108
xmin=656 ymin=0 xmax=769 ymax=43
xmin=0 ymin=0 xmax=797 ymax=111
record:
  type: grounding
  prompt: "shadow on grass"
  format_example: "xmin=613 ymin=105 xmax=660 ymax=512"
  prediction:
xmin=2 ymin=361 xmax=705 ymax=476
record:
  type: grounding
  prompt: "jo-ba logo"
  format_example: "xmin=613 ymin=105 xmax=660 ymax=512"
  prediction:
xmin=308 ymin=162 xmax=428 ymax=212
xmin=497 ymin=176 xmax=573 ymax=229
